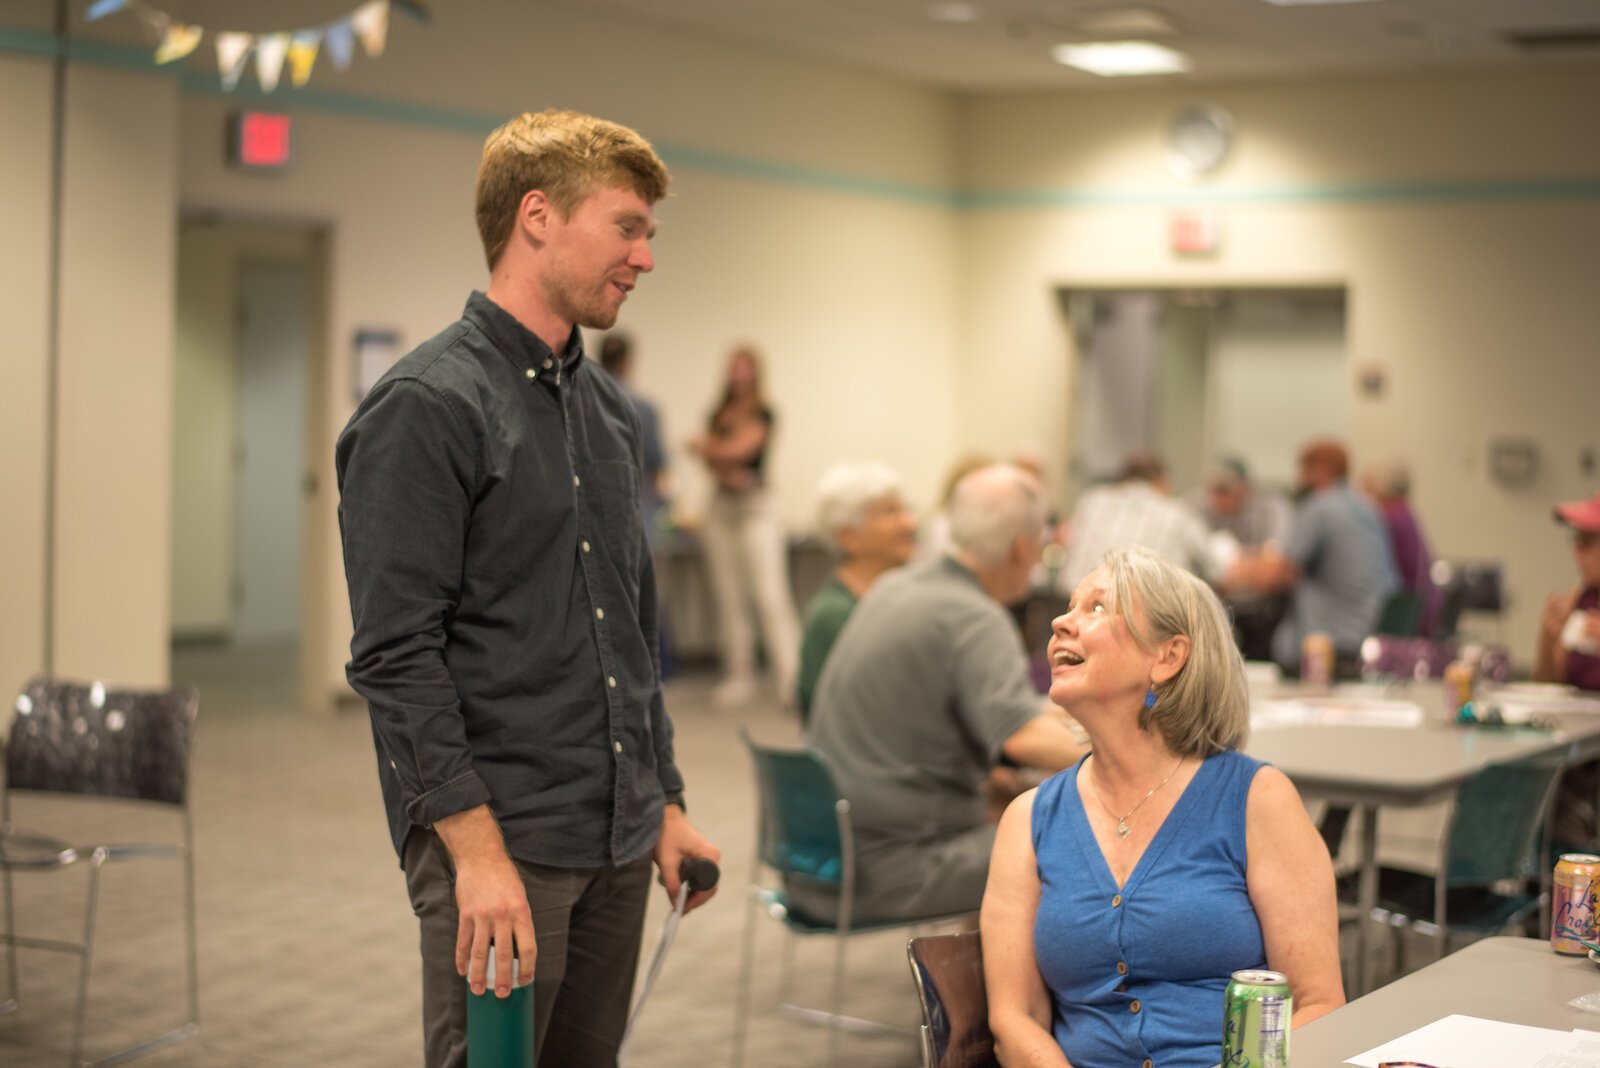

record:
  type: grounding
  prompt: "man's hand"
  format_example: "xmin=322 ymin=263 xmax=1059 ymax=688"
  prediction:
xmin=434 ymin=805 xmax=536 ymax=998
xmin=652 ymin=805 xmax=720 ymax=914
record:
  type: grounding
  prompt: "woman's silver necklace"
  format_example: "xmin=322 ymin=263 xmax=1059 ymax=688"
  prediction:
xmin=1093 ymin=756 xmax=1185 ymax=839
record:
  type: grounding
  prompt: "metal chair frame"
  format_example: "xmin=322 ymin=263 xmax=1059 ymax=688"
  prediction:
xmin=0 ymin=678 xmax=200 ymax=1067
xmin=730 ymin=729 xmax=973 ymax=1068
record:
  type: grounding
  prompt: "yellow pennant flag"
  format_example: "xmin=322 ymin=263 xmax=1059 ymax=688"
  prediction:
xmin=287 ymin=30 xmax=321 ymax=87
xmin=350 ymin=0 xmax=390 ymax=58
xmin=154 ymin=21 xmax=202 ymax=64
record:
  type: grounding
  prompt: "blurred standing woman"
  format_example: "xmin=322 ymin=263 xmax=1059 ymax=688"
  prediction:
xmin=982 ymin=548 xmax=1343 ymax=1068
xmin=689 ymin=345 xmax=800 ymax=707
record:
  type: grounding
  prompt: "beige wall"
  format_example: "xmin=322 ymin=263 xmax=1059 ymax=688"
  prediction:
xmin=0 ymin=54 xmax=52 ymax=696
xmin=957 ymin=66 xmax=1600 ymax=662
xmin=53 ymin=64 xmax=180 ymax=687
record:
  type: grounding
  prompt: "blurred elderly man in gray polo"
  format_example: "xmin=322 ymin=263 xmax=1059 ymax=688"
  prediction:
xmin=802 ymin=464 xmax=1087 ymax=924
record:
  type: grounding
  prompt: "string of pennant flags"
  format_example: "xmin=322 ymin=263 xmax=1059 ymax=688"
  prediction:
xmin=85 ymin=0 xmax=431 ymax=92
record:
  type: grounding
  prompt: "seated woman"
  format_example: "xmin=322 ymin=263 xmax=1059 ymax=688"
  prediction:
xmin=796 ymin=461 xmax=919 ymax=721
xmin=982 ymin=547 xmax=1344 ymax=1068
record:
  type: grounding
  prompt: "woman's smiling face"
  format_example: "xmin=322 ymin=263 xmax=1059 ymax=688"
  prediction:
xmin=1048 ymin=566 xmax=1152 ymax=712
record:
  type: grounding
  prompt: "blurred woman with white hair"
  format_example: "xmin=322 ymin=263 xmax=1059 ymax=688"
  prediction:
xmin=796 ymin=462 xmax=918 ymax=720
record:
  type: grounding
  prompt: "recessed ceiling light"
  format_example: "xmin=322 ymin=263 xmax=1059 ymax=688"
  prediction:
xmin=927 ymin=1 xmax=980 ymax=22
xmin=1052 ymin=40 xmax=1192 ymax=76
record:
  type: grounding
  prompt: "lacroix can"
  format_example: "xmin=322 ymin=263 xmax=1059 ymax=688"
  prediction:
xmin=1552 ymin=853 xmax=1600 ymax=955
xmin=1301 ymin=632 xmax=1333 ymax=689
xmin=1222 ymin=969 xmax=1291 ymax=1068
xmin=1443 ymin=658 xmax=1475 ymax=715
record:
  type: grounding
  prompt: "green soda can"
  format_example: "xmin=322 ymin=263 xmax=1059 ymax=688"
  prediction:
xmin=466 ymin=946 xmax=534 ymax=1067
xmin=1222 ymin=969 xmax=1291 ymax=1068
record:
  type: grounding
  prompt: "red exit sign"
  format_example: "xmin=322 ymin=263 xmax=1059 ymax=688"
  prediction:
xmin=229 ymin=111 xmax=291 ymax=171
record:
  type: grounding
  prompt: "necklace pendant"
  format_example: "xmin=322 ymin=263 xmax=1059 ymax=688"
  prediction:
xmin=1116 ymin=819 xmax=1130 ymax=839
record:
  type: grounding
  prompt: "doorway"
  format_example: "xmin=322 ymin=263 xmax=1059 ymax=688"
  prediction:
xmin=171 ymin=215 xmax=326 ymax=706
xmin=1063 ymin=287 xmax=1349 ymax=500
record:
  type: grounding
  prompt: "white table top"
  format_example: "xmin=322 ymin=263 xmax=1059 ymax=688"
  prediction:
xmin=1293 ymin=937 xmax=1600 ymax=1067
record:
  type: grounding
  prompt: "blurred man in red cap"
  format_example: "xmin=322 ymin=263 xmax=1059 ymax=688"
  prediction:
xmin=1536 ymin=491 xmax=1600 ymax=691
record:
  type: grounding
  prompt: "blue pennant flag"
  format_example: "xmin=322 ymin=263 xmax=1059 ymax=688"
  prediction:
xmin=85 ymin=0 xmax=128 ymax=21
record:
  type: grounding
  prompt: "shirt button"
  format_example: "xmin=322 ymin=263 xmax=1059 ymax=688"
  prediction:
xmin=1143 ymin=1060 xmax=1153 ymax=1068
xmin=1116 ymin=961 xmax=1128 ymax=975
xmin=1129 ymin=999 xmax=1141 ymax=1014
xmin=524 ymin=368 xmax=535 ymax=379
xmin=582 ymin=541 xmax=591 ymax=553
xmin=1112 ymin=894 xmax=1122 ymax=908
xmin=608 ymin=676 xmax=617 ymax=688
xmin=544 ymin=358 xmax=553 ymax=369
xmin=614 ymin=740 xmax=623 ymax=753
xmin=389 ymin=760 xmax=397 ymax=770
xmin=573 ymin=475 xmax=581 ymax=487
xmin=595 ymin=608 xmax=605 ymax=620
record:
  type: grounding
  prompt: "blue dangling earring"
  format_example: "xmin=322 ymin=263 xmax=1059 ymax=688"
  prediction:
xmin=1144 ymin=687 xmax=1158 ymax=710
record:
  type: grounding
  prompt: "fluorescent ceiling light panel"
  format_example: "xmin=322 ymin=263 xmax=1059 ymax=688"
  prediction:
xmin=1052 ymin=40 xmax=1192 ymax=76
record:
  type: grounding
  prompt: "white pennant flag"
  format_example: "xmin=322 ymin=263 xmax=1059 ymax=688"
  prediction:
xmin=215 ymin=32 xmax=253 ymax=91
xmin=350 ymin=0 xmax=390 ymax=58
xmin=255 ymin=33 xmax=290 ymax=92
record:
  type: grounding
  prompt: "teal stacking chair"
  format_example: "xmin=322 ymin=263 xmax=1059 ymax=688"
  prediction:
xmin=1339 ymin=757 xmax=1564 ymax=978
xmin=730 ymin=729 xmax=974 ymax=1067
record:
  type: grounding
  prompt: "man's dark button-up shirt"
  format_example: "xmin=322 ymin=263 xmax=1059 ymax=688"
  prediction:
xmin=336 ymin=292 xmax=683 ymax=869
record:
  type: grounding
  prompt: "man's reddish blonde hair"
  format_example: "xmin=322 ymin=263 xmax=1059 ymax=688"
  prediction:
xmin=475 ymin=110 xmax=669 ymax=270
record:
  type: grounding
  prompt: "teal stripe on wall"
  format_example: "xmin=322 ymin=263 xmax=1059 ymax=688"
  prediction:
xmin=5 ymin=24 xmax=1599 ymax=211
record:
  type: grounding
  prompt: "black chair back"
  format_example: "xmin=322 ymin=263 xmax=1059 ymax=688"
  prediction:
xmin=7 ymin=677 xmax=198 ymax=807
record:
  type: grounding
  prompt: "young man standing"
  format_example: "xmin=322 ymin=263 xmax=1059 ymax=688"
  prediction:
xmin=337 ymin=110 xmax=718 ymax=1067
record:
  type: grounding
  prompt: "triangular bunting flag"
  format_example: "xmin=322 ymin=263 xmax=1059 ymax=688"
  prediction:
xmin=323 ymin=20 xmax=355 ymax=71
xmin=85 ymin=0 xmax=128 ymax=21
xmin=350 ymin=0 xmax=390 ymax=58
xmin=216 ymin=32 xmax=253 ymax=92
xmin=255 ymin=32 xmax=289 ymax=92
xmin=287 ymin=30 xmax=321 ymax=87
xmin=154 ymin=21 xmax=203 ymax=64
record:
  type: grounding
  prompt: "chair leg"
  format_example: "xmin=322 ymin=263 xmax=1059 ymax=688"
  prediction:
xmin=1 ymin=862 xmax=17 ymax=1015
xmin=729 ymin=887 xmax=760 ymax=1068
xmin=182 ymin=842 xmax=199 ymax=1031
xmin=827 ymin=928 xmax=848 ymax=1068
xmin=73 ymin=858 xmax=105 ymax=1068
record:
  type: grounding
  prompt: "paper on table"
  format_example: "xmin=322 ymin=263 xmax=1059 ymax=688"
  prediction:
xmin=1251 ymin=698 xmax=1424 ymax=730
xmin=1347 ymin=1015 xmax=1600 ymax=1068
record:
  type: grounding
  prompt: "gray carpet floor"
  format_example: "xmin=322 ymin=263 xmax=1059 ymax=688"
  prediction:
xmin=0 ymin=646 xmax=934 ymax=1067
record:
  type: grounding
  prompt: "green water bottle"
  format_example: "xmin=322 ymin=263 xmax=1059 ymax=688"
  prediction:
xmin=466 ymin=945 xmax=534 ymax=1067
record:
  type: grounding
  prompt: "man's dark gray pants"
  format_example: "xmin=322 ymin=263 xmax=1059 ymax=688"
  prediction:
xmin=403 ymin=829 xmax=652 ymax=1067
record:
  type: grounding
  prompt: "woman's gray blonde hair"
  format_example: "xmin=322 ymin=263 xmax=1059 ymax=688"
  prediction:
xmin=1104 ymin=547 xmax=1249 ymax=757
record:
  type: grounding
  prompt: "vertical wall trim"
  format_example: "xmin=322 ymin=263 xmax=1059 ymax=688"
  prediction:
xmin=42 ymin=0 xmax=65 ymax=674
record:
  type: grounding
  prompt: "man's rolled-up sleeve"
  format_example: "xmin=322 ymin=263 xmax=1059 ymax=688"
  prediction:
xmin=336 ymin=379 xmax=492 ymax=828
